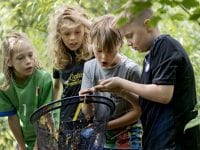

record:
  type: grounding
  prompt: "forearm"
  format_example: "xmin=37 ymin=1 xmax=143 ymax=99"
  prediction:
xmin=80 ymin=17 xmax=92 ymax=29
xmin=107 ymin=110 xmax=140 ymax=130
xmin=120 ymin=79 xmax=174 ymax=104
xmin=53 ymin=79 xmax=62 ymax=101
xmin=53 ymin=90 xmax=61 ymax=101
xmin=8 ymin=115 xmax=26 ymax=150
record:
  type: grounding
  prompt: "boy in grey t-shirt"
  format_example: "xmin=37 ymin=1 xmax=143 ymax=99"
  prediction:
xmin=80 ymin=15 xmax=142 ymax=149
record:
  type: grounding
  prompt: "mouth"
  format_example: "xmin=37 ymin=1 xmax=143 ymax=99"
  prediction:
xmin=101 ymin=62 xmax=109 ymax=67
xmin=25 ymin=67 xmax=33 ymax=72
xmin=69 ymin=43 xmax=78 ymax=47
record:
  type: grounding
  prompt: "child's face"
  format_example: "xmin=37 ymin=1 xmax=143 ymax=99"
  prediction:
xmin=123 ymin=22 xmax=153 ymax=52
xmin=60 ymin=23 xmax=85 ymax=51
xmin=9 ymin=40 xmax=35 ymax=80
xmin=92 ymin=43 xmax=120 ymax=69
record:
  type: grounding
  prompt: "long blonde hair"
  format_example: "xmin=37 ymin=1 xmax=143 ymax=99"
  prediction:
xmin=0 ymin=32 xmax=40 ymax=90
xmin=48 ymin=5 xmax=92 ymax=70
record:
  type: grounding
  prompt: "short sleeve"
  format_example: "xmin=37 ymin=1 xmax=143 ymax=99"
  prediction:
xmin=81 ymin=61 xmax=94 ymax=90
xmin=151 ymin=39 xmax=179 ymax=85
xmin=127 ymin=64 xmax=141 ymax=83
xmin=38 ymin=72 xmax=53 ymax=106
xmin=0 ymin=90 xmax=16 ymax=117
xmin=53 ymin=68 xmax=60 ymax=79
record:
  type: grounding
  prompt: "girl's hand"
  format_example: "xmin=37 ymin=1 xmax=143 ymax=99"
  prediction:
xmin=63 ymin=7 xmax=82 ymax=22
xmin=62 ymin=7 xmax=91 ymax=28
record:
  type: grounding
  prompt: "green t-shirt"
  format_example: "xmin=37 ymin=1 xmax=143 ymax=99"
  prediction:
xmin=0 ymin=69 xmax=53 ymax=149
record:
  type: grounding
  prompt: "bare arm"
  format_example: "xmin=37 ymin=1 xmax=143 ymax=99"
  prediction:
xmin=79 ymin=89 xmax=94 ymax=120
xmin=53 ymin=79 xmax=62 ymax=101
xmin=8 ymin=115 xmax=26 ymax=150
xmin=95 ymin=77 xmax=174 ymax=104
xmin=120 ymin=79 xmax=174 ymax=104
xmin=107 ymin=90 xmax=141 ymax=130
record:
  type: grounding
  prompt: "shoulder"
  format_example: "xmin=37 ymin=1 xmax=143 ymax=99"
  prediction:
xmin=155 ymin=35 xmax=183 ymax=51
xmin=84 ymin=58 xmax=97 ymax=68
xmin=34 ymin=69 xmax=51 ymax=76
xmin=33 ymin=69 xmax=52 ymax=81
xmin=152 ymin=35 xmax=184 ymax=57
xmin=120 ymin=54 xmax=140 ymax=69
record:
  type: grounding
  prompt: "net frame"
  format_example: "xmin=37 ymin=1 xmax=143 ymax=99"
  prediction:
xmin=30 ymin=95 xmax=115 ymax=150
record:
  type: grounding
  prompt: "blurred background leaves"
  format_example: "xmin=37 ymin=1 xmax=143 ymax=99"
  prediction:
xmin=0 ymin=0 xmax=200 ymax=148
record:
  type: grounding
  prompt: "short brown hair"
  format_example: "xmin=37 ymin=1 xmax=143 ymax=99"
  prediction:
xmin=124 ymin=8 xmax=153 ymax=25
xmin=90 ymin=14 xmax=123 ymax=52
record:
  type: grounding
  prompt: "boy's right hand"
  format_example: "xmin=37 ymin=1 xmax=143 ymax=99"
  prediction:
xmin=79 ymin=88 xmax=94 ymax=96
xmin=79 ymin=89 xmax=95 ymax=120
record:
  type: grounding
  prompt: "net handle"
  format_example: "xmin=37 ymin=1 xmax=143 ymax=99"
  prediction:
xmin=30 ymin=95 xmax=115 ymax=124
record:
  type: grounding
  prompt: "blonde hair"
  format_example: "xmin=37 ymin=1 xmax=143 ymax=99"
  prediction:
xmin=0 ymin=32 xmax=40 ymax=90
xmin=48 ymin=5 xmax=92 ymax=70
xmin=90 ymin=14 xmax=123 ymax=52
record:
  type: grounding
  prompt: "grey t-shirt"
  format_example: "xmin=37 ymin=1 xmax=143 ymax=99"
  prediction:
xmin=81 ymin=54 xmax=141 ymax=121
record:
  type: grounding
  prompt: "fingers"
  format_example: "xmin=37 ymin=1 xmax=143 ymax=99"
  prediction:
xmin=98 ymin=79 xmax=110 ymax=85
xmin=79 ymin=88 xmax=94 ymax=96
xmin=63 ymin=7 xmax=80 ymax=17
xmin=93 ymin=84 xmax=106 ymax=92
xmin=62 ymin=8 xmax=79 ymax=21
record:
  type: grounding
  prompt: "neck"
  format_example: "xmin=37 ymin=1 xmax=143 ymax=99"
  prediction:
xmin=13 ymin=72 xmax=29 ymax=85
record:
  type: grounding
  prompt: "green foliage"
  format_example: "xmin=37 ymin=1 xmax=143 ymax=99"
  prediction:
xmin=0 ymin=0 xmax=200 ymax=148
xmin=0 ymin=118 xmax=15 ymax=150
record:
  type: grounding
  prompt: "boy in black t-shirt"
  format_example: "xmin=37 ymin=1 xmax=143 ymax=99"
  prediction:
xmin=91 ymin=8 xmax=200 ymax=150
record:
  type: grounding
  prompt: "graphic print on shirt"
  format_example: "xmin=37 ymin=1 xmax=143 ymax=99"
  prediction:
xmin=64 ymin=72 xmax=83 ymax=87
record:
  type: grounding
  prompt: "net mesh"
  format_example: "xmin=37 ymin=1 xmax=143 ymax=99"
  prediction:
xmin=30 ymin=95 xmax=115 ymax=150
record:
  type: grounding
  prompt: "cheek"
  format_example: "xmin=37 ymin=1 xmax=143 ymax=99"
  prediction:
xmin=93 ymin=51 xmax=99 ymax=58
xmin=78 ymin=33 xmax=85 ymax=42
xmin=61 ymin=36 xmax=68 ymax=44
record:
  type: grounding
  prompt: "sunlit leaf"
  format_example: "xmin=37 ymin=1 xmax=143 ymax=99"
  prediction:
xmin=190 ymin=7 xmax=200 ymax=20
xmin=170 ymin=13 xmax=186 ymax=20
xmin=184 ymin=115 xmax=200 ymax=131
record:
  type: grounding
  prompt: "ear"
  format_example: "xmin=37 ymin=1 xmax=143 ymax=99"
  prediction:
xmin=144 ymin=19 xmax=152 ymax=32
xmin=144 ymin=19 xmax=150 ymax=25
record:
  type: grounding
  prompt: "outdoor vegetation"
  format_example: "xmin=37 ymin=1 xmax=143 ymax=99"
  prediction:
xmin=0 ymin=0 xmax=200 ymax=149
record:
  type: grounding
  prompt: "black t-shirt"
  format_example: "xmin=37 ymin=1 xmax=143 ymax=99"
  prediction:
xmin=53 ymin=56 xmax=84 ymax=121
xmin=139 ymin=35 xmax=197 ymax=149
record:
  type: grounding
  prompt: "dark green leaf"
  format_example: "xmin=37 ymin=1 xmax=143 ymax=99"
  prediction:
xmin=182 ymin=0 xmax=199 ymax=9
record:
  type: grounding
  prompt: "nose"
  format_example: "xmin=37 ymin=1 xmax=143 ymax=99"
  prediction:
xmin=25 ymin=56 xmax=32 ymax=64
xmin=69 ymin=33 xmax=75 ymax=40
xmin=101 ymin=52 xmax=107 ymax=60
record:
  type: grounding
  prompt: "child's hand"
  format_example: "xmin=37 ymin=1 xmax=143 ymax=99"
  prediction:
xmin=94 ymin=77 xmax=123 ymax=93
xmin=63 ymin=7 xmax=81 ymax=22
xmin=62 ymin=7 xmax=91 ymax=28
xmin=79 ymin=88 xmax=94 ymax=96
